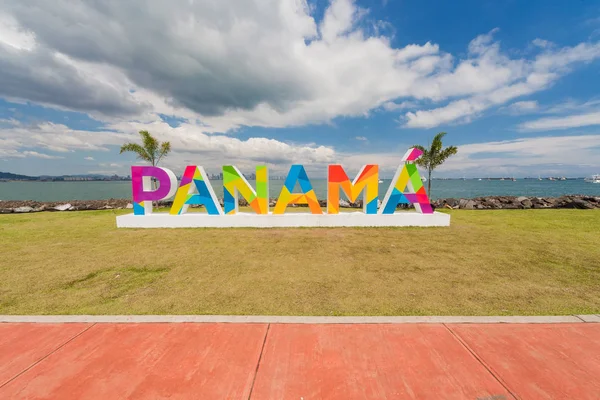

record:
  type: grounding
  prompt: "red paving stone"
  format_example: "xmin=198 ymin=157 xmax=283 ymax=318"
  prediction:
xmin=1 ymin=322 xmax=599 ymax=399
xmin=0 ymin=323 xmax=267 ymax=399
xmin=250 ymin=324 xmax=512 ymax=399
xmin=0 ymin=323 xmax=91 ymax=386
xmin=449 ymin=323 xmax=600 ymax=400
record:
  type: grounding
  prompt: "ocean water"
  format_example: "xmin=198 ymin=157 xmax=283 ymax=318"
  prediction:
xmin=1 ymin=179 xmax=599 ymax=202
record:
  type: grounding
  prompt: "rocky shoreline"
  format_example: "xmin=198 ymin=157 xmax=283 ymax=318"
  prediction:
xmin=1 ymin=195 xmax=599 ymax=213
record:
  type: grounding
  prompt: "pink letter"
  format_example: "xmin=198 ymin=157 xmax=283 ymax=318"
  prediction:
xmin=131 ymin=166 xmax=177 ymax=215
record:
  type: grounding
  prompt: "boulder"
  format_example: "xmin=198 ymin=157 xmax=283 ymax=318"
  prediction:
xmin=463 ymin=200 xmax=477 ymax=210
xmin=521 ymin=199 xmax=533 ymax=209
xmin=14 ymin=206 xmax=34 ymax=213
xmin=126 ymin=203 xmax=133 ymax=209
xmin=68 ymin=204 xmax=91 ymax=211
xmin=53 ymin=203 xmax=72 ymax=211
xmin=338 ymin=199 xmax=350 ymax=208
xmin=445 ymin=198 xmax=459 ymax=208
xmin=0 ymin=208 xmax=14 ymax=214
xmin=571 ymin=199 xmax=595 ymax=209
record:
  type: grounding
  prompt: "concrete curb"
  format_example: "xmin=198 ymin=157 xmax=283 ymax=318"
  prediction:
xmin=1 ymin=315 xmax=599 ymax=324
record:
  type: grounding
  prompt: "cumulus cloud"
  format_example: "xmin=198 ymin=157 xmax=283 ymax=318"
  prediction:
xmin=84 ymin=156 xmax=94 ymax=161
xmin=403 ymin=32 xmax=600 ymax=128
xmin=2 ymin=0 xmax=596 ymax=132
xmin=0 ymin=120 xmax=335 ymax=174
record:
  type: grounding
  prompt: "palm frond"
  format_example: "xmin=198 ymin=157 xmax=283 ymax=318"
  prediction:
xmin=156 ymin=141 xmax=171 ymax=166
xmin=119 ymin=131 xmax=171 ymax=166
xmin=412 ymin=132 xmax=457 ymax=196
xmin=139 ymin=130 xmax=159 ymax=165
xmin=120 ymin=142 xmax=152 ymax=163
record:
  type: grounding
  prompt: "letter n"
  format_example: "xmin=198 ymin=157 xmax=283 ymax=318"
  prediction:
xmin=223 ymin=165 xmax=269 ymax=214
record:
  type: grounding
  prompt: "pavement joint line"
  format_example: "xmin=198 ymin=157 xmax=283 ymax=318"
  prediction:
xmin=0 ymin=323 xmax=96 ymax=389
xmin=0 ymin=315 xmax=594 ymax=324
xmin=443 ymin=324 xmax=519 ymax=400
xmin=575 ymin=314 xmax=600 ymax=323
xmin=247 ymin=324 xmax=270 ymax=400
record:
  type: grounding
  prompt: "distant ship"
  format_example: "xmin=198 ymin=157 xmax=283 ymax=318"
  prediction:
xmin=584 ymin=174 xmax=600 ymax=184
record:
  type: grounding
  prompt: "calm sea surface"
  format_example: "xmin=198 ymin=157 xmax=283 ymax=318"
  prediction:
xmin=1 ymin=179 xmax=599 ymax=202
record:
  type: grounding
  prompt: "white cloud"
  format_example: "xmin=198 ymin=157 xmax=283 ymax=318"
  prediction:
xmin=22 ymin=151 xmax=64 ymax=159
xmin=404 ymin=33 xmax=600 ymax=128
xmin=84 ymin=156 xmax=94 ymax=161
xmin=0 ymin=12 xmax=36 ymax=50
xmin=542 ymin=99 xmax=600 ymax=114
xmin=355 ymin=136 xmax=368 ymax=141
xmin=0 ymin=120 xmax=335 ymax=174
xmin=532 ymin=38 xmax=553 ymax=49
xmin=439 ymin=134 xmax=600 ymax=175
xmin=518 ymin=110 xmax=600 ymax=131
xmin=1 ymin=0 xmax=596 ymax=134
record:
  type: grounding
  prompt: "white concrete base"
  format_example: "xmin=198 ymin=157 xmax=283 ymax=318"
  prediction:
xmin=116 ymin=211 xmax=450 ymax=228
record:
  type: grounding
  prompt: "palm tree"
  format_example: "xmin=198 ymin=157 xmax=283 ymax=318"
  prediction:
xmin=120 ymin=130 xmax=171 ymax=167
xmin=413 ymin=132 xmax=457 ymax=196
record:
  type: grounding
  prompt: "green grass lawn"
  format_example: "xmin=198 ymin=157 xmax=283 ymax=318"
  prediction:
xmin=1 ymin=209 xmax=599 ymax=316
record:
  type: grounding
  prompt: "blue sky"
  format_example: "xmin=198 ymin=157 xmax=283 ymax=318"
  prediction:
xmin=1 ymin=0 xmax=599 ymax=178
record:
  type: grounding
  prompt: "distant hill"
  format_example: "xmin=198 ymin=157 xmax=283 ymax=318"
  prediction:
xmin=0 ymin=171 xmax=37 ymax=181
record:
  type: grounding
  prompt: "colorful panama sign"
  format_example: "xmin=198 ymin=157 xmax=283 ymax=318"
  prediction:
xmin=116 ymin=147 xmax=451 ymax=228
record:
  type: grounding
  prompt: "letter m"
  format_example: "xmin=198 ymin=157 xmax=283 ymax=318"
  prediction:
xmin=327 ymin=165 xmax=379 ymax=214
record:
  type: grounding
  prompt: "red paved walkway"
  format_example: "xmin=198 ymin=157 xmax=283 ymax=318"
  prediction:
xmin=1 ymin=323 xmax=599 ymax=399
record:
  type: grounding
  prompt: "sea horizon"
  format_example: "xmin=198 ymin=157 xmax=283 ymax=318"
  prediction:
xmin=2 ymin=179 xmax=599 ymax=202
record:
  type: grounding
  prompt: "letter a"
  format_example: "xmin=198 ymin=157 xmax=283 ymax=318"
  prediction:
xmin=379 ymin=148 xmax=433 ymax=214
xmin=274 ymin=165 xmax=322 ymax=214
xmin=170 ymin=166 xmax=223 ymax=215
